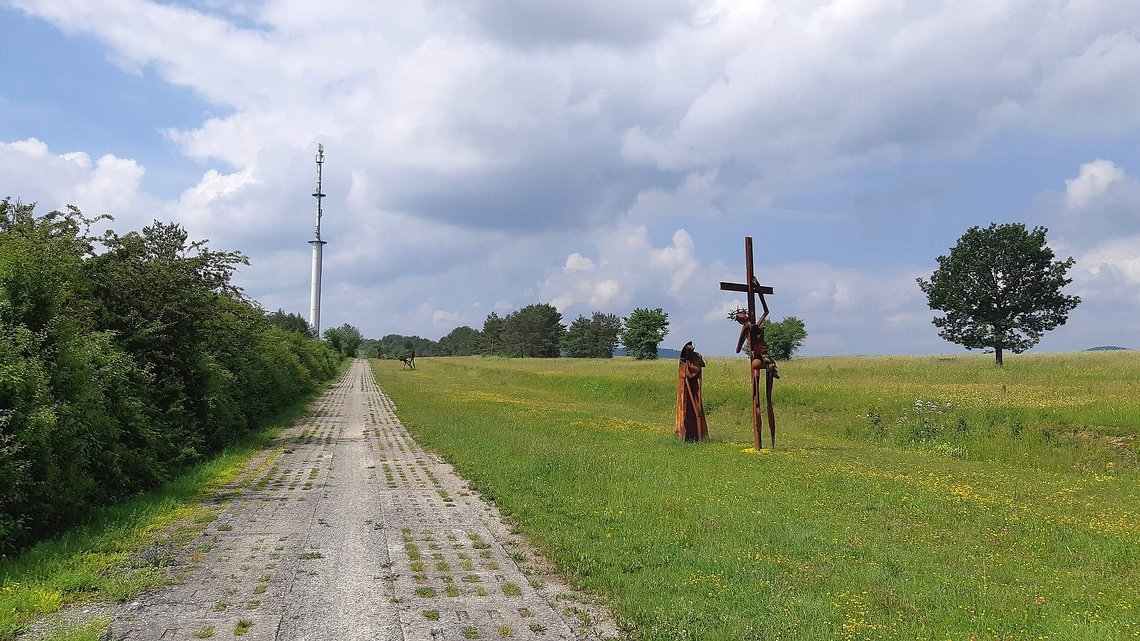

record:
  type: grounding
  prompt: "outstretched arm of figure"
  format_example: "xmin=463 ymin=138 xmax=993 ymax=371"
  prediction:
xmin=736 ymin=324 xmax=749 ymax=353
xmin=758 ymin=293 xmax=770 ymax=326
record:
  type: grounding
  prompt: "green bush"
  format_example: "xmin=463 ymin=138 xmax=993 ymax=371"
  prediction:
xmin=0 ymin=199 xmax=341 ymax=555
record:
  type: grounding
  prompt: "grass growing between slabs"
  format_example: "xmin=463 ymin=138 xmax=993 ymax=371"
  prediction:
xmin=371 ymin=353 xmax=1139 ymax=641
xmin=0 ymin=360 xmax=350 ymax=641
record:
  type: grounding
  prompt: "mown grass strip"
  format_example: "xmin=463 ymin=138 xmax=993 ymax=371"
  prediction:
xmin=0 ymin=359 xmax=350 ymax=641
xmin=372 ymin=354 xmax=1139 ymax=641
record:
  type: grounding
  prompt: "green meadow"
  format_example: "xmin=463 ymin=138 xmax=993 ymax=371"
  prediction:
xmin=371 ymin=353 xmax=1139 ymax=641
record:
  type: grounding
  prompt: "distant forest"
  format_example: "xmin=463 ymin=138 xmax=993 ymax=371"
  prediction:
xmin=361 ymin=305 xmax=808 ymax=362
xmin=364 ymin=304 xmax=663 ymax=360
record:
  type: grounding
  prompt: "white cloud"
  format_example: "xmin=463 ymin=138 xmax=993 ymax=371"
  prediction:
xmin=590 ymin=280 xmax=620 ymax=307
xmin=1016 ymin=162 xmax=1140 ymax=349
xmin=1041 ymin=236 xmax=1140 ymax=348
xmin=763 ymin=261 xmax=930 ymax=342
xmin=564 ymin=253 xmax=596 ymax=272
xmin=617 ymin=1 xmax=1140 ymax=195
xmin=1076 ymin=236 xmax=1140 ymax=289
xmin=1047 ymin=159 xmax=1140 ymax=257
xmin=4 ymin=137 xmax=51 ymax=157
xmin=1066 ymin=159 xmax=1125 ymax=210
xmin=18 ymin=0 xmax=1140 ymax=217
xmin=1031 ymin=31 xmax=1140 ymax=135
xmin=8 ymin=0 xmax=1140 ymax=354
xmin=704 ymin=298 xmax=746 ymax=322
xmin=176 ymin=167 xmax=258 ymax=223
xmin=0 ymin=137 xmax=148 ymax=221
xmin=649 ymin=229 xmax=699 ymax=294
xmin=432 ymin=309 xmax=464 ymax=327
xmin=541 ymin=225 xmax=704 ymax=317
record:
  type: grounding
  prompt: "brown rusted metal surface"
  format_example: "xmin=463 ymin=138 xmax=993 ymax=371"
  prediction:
xmin=676 ymin=341 xmax=708 ymax=442
xmin=721 ymin=236 xmax=780 ymax=449
xmin=398 ymin=349 xmax=416 ymax=370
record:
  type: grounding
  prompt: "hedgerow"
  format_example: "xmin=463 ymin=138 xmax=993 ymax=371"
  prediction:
xmin=0 ymin=199 xmax=340 ymax=555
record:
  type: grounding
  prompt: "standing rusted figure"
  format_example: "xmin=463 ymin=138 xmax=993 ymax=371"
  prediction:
xmin=675 ymin=341 xmax=708 ymax=442
xmin=720 ymin=237 xmax=779 ymax=449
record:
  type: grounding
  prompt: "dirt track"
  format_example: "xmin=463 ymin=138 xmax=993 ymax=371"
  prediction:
xmin=108 ymin=360 xmax=614 ymax=641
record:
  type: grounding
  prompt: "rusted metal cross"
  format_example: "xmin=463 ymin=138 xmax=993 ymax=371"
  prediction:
xmin=720 ymin=236 xmax=778 ymax=450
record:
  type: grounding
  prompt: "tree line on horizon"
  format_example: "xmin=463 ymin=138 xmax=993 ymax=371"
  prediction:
xmin=278 ymin=220 xmax=1084 ymax=368
xmin=261 ymin=310 xmax=367 ymax=361
xmin=362 ymin=304 xmax=669 ymax=359
xmin=362 ymin=303 xmax=809 ymax=361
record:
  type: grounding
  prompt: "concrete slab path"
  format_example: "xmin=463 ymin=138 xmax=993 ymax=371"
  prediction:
xmin=109 ymin=360 xmax=610 ymax=641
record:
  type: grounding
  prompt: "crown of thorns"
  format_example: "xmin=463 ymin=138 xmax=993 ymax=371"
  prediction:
xmin=726 ymin=307 xmax=748 ymax=320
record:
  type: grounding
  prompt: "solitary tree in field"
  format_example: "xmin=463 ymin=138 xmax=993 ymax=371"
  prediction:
xmin=765 ymin=316 xmax=807 ymax=360
xmin=917 ymin=223 xmax=1080 ymax=366
xmin=621 ymin=307 xmax=670 ymax=359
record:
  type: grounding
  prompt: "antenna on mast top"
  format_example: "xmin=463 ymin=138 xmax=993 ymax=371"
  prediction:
xmin=312 ymin=143 xmax=325 ymax=241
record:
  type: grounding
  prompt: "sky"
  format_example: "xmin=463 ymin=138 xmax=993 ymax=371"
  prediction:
xmin=2 ymin=0 xmax=1139 ymax=356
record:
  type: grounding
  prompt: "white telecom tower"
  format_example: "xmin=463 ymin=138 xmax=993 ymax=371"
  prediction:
xmin=308 ymin=144 xmax=327 ymax=336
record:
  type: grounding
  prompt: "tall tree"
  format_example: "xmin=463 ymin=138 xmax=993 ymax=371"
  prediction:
xmin=765 ymin=316 xmax=807 ymax=360
xmin=917 ymin=223 xmax=1080 ymax=366
xmin=562 ymin=315 xmax=594 ymax=358
xmin=324 ymin=323 xmax=364 ymax=357
xmin=481 ymin=312 xmax=505 ymax=355
xmin=589 ymin=312 xmax=623 ymax=358
xmin=439 ymin=325 xmax=483 ymax=356
xmin=501 ymin=304 xmax=565 ymax=357
xmin=563 ymin=312 xmax=623 ymax=358
xmin=621 ymin=307 xmax=670 ymax=360
xmin=87 ymin=220 xmax=250 ymax=457
xmin=266 ymin=308 xmax=312 ymax=336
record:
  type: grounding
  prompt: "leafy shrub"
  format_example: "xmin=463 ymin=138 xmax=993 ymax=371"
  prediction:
xmin=0 ymin=199 xmax=341 ymax=554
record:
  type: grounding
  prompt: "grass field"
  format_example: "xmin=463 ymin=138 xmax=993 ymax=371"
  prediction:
xmin=371 ymin=353 xmax=1139 ymax=641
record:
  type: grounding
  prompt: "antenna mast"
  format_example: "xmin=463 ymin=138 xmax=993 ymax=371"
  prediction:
xmin=308 ymin=144 xmax=327 ymax=336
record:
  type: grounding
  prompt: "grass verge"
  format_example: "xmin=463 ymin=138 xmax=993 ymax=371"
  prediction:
xmin=372 ymin=353 xmax=1139 ymax=641
xmin=0 ymin=359 xmax=349 ymax=641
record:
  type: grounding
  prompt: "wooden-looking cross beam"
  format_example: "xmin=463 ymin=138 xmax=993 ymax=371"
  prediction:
xmin=718 ymin=281 xmax=774 ymax=295
xmin=720 ymin=236 xmax=778 ymax=450
xmin=719 ymin=237 xmax=774 ymax=323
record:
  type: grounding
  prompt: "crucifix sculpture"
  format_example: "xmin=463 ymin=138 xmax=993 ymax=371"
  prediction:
xmin=720 ymin=237 xmax=779 ymax=450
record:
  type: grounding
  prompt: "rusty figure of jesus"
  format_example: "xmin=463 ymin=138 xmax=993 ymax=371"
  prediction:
xmin=720 ymin=237 xmax=779 ymax=449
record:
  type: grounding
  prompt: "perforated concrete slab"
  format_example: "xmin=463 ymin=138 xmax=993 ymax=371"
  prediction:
xmin=107 ymin=360 xmax=615 ymax=641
